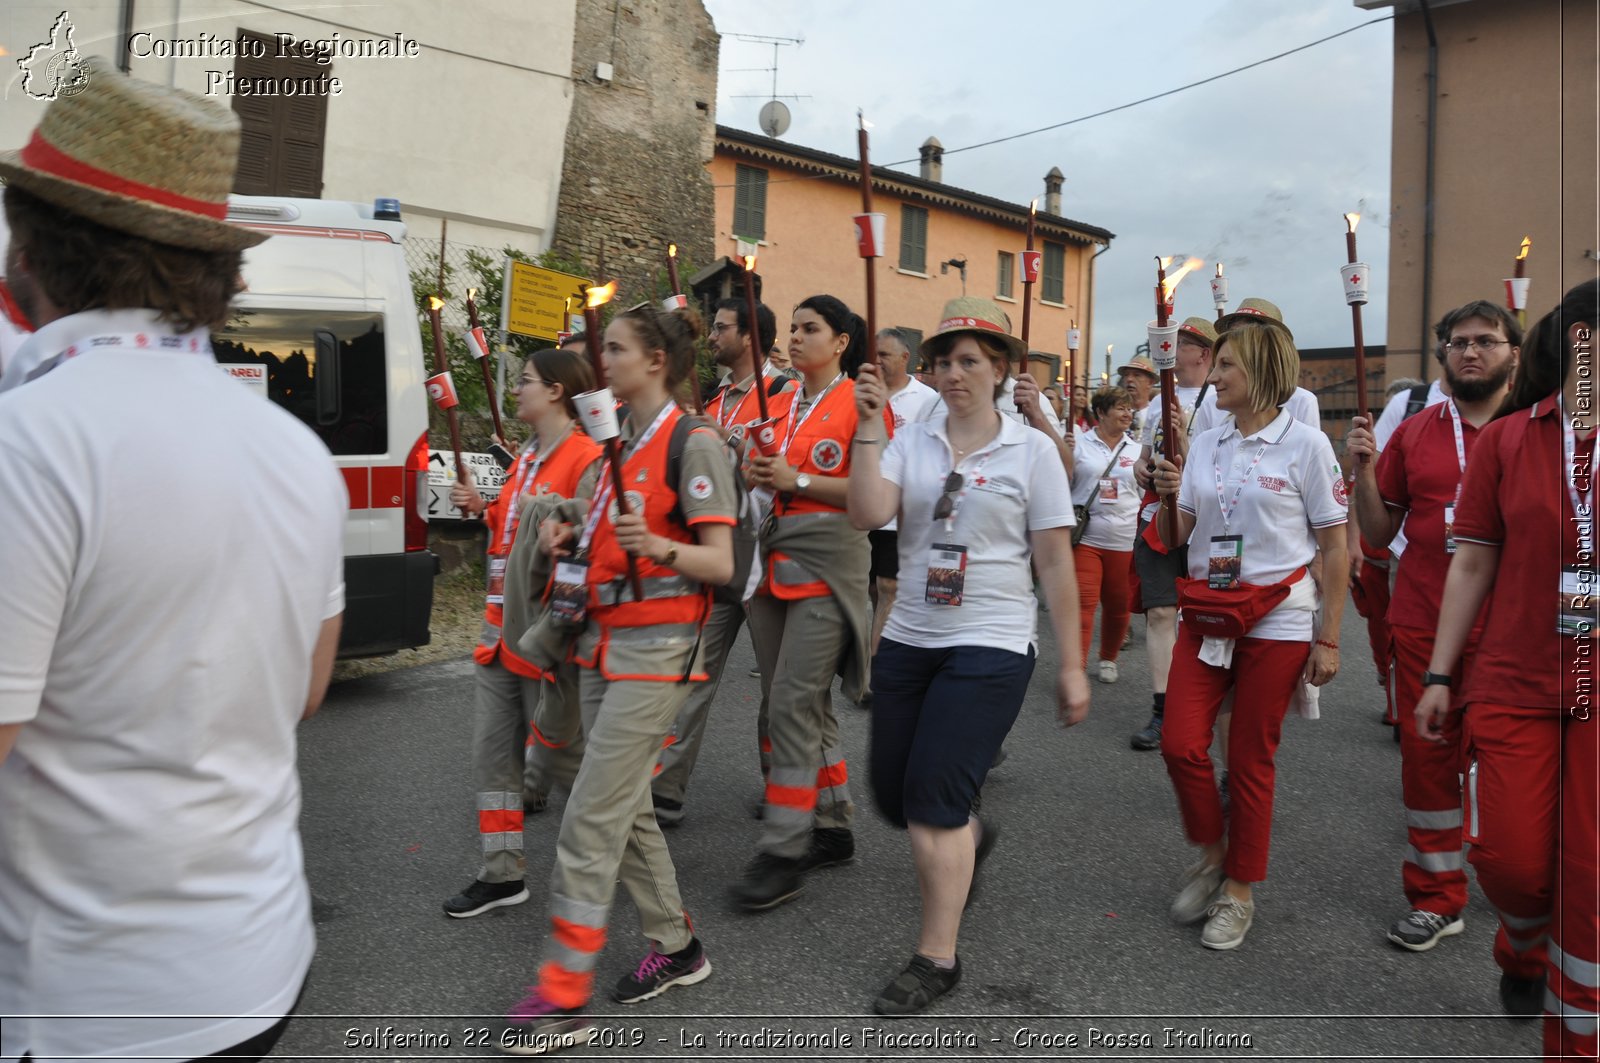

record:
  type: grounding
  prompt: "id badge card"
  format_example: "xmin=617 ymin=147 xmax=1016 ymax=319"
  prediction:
xmin=1098 ymin=477 xmax=1118 ymax=502
xmin=1208 ymin=535 xmax=1243 ymax=590
xmin=925 ymin=543 xmax=968 ymax=607
xmin=1443 ymin=504 xmax=1457 ymax=555
xmin=549 ymin=559 xmax=590 ymax=624
xmin=1558 ymin=565 xmax=1598 ymax=638
xmin=486 ymin=556 xmax=508 ymax=606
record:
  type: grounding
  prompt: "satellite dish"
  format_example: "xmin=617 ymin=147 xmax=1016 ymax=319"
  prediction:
xmin=758 ymin=100 xmax=791 ymax=138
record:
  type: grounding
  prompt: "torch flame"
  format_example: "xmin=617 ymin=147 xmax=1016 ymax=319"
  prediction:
xmin=1517 ymin=236 xmax=1531 ymax=261
xmin=668 ymin=243 xmax=678 ymax=258
xmin=743 ymin=254 xmax=757 ymax=272
xmin=427 ymin=296 xmax=445 ymax=312
xmin=858 ymin=110 xmax=873 ymax=130
xmin=467 ymin=287 xmax=478 ymax=301
xmin=1030 ymin=198 xmax=1038 ymax=217
xmin=1158 ymin=256 xmax=1175 ymax=270
xmin=1161 ymin=257 xmax=1205 ymax=300
xmin=1216 ymin=262 xmax=1224 ymax=277
xmin=1345 ymin=212 xmax=1362 ymax=234
xmin=584 ymin=281 xmax=618 ymax=309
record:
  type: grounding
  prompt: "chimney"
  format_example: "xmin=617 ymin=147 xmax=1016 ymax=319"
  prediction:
xmin=1044 ymin=166 xmax=1064 ymax=215
xmin=919 ymin=136 xmax=944 ymax=183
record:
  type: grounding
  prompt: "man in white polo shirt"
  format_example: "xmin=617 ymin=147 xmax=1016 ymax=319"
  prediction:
xmin=0 ymin=64 xmax=345 ymax=1063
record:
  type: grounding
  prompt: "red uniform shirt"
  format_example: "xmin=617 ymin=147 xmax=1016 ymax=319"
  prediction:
xmin=1376 ymin=401 xmax=1483 ymax=633
xmin=1453 ymin=393 xmax=1594 ymax=713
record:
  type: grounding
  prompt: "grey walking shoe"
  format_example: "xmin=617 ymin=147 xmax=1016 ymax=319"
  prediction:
xmin=1387 ymin=909 xmax=1463 ymax=952
xmin=1200 ymin=893 xmax=1255 ymax=950
xmin=1170 ymin=858 xmax=1224 ymax=924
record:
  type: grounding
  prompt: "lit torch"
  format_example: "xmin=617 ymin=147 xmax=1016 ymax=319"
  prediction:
xmin=855 ymin=111 xmax=882 ymax=365
xmin=1152 ymin=256 xmax=1203 ymax=521
xmin=1211 ymin=262 xmax=1228 ymax=323
xmin=742 ymin=254 xmax=771 ymax=426
xmin=1506 ymin=236 xmax=1532 ymax=330
xmin=1021 ymin=199 xmax=1040 ymax=350
xmin=580 ymin=281 xmax=643 ymax=599
xmin=1066 ymin=321 xmax=1081 ymax=431
xmin=1342 ymin=212 xmax=1372 ymax=431
xmin=426 ymin=294 xmax=468 ymax=492
xmin=463 ymin=286 xmax=507 ymax=448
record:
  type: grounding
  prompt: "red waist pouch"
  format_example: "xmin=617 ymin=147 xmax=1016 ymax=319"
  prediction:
xmin=1175 ymin=567 xmax=1307 ymax=640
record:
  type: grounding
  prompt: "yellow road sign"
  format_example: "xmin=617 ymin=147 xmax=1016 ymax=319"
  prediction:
xmin=504 ymin=261 xmax=591 ymax=340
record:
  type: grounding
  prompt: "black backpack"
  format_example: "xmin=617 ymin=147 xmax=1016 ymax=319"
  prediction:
xmin=666 ymin=414 xmax=760 ymax=605
xmin=1403 ymin=382 xmax=1430 ymax=419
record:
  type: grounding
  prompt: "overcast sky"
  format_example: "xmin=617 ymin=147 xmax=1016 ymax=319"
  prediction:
xmin=701 ymin=0 xmax=1394 ymax=364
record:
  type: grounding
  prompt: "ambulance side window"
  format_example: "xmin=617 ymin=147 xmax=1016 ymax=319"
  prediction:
xmin=212 ymin=309 xmax=388 ymax=455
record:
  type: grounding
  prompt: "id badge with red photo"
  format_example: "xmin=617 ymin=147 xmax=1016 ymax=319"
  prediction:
xmin=925 ymin=543 xmax=968 ymax=607
xmin=1098 ymin=477 xmax=1118 ymax=502
xmin=1443 ymin=504 xmax=1457 ymax=555
xmin=1208 ymin=535 xmax=1243 ymax=590
xmin=486 ymin=557 xmax=508 ymax=606
xmin=549 ymin=559 xmax=590 ymax=624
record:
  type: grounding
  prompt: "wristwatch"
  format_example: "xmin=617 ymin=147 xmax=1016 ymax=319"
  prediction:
xmin=659 ymin=543 xmax=678 ymax=567
xmin=1421 ymin=670 xmax=1453 ymax=687
xmin=794 ymin=472 xmax=813 ymax=493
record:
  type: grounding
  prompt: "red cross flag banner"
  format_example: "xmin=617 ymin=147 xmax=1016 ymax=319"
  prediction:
xmin=425 ymin=371 xmax=460 ymax=410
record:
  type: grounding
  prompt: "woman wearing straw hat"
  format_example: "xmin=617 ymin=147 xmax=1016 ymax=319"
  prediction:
xmin=1149 ymin=317 xmax=1347 ymax=951
xmin=848 ymin=296 xmax=1089 ymax=1014
xmin=1071 ymin=385 xmax=1141 ymax=683
xmin=730 ymin=294 xmax=892 ymax=912
xmin=509 ymin=304 xmax=734 ymax=1050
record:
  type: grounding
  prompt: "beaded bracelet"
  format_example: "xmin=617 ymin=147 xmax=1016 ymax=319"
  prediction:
xmin=1315 ymin=639 xmax=1340 ymax=651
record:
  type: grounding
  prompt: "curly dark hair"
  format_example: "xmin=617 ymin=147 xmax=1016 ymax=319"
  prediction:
xmin=3 ymin=185 xmax=243 ymax=331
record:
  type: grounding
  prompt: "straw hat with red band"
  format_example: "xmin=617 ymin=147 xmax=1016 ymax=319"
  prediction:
xmin=1115 ymin=354 xmax=1158 ymax=379
xmin=1215 ymin=297 xmax=1293 ymax=342
xmin=0 ymin=60 xmax=266 ymax=252
xmin=919 ymin=296 xmax=1027 ymax=365
xmin=1178 ymin=316 xmax=1218 ymax=348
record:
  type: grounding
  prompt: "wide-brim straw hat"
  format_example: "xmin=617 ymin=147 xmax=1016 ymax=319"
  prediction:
xmin=0 ymin=59 xmax=266 ymax=251
xmin=1216 ymin=297 xmax=1294 ymax=341
xmin=1116 ymin=354 xmax=1158 ymax=379
xmin=1178 ymin=316 xmax=1219 ymax=348
xmin=919 ymin=296 xmax=1028 ymax=365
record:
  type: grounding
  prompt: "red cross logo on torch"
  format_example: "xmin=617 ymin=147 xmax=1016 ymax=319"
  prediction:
xmin=1159 ymin=341 xmax=1172 ymax=353
xmin=1348 ymin=274 xmax=1361 ymax=285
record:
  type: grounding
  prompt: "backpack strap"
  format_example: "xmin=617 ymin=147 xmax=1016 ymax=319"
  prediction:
xmin=665 ymin=412 xmax=701 ymax=530
xmin=1404 ymin=382 xmax=1430 ymax=418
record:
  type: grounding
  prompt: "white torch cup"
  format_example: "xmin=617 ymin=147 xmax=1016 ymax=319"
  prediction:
xmin=853 ymin=212 xmax=887 ymax=258
xmin=1067 ymin=328 xmax=1082 ymax=350
xmin=1504 ymin=277 xmax=1531 ymax=311
xmin=661 ymin=293 xmax=689 ymax=311
xmin=575 ymin=387 xmax=621 ymax=441
xmin=1147 ymin=321 xmax=1181 ymax=372
xmin=1210 ymin=276 xmax=1228 ymax=313
xmin=1341 ymin=262 xmax=1371 ymax=306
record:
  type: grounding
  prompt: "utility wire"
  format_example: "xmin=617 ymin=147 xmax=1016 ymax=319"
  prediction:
xmin=715 ymin=14 xmax=1394 ymax=188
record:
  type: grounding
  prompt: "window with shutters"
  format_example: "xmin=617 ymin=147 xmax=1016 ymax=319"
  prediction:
xmin=996 ymin=252 xmax=1014 ymax=298
xmin=231 ymin=31 xmax=329 ymax=198
xmin=899 ymin=205 xmax=928 ymax=273
xmin=732 ymin=164 xmax=767 ymax=241
xmin=1042 ymin=241 xmax=1066 ymax=304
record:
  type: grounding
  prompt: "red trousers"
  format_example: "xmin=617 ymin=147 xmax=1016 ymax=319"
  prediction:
xmin=1074 ymin=543 xmax=1132 ymax=667
xmin=1463 ymin=702 xmax=1599 ymax=1060
xmin=1161 ymin=624 xmax=1309 ymax=883
xmin=1348 ymin=541 xmax=1393 ymax=712
xmin=1389 ymin=624 xmax=1468 ymax=915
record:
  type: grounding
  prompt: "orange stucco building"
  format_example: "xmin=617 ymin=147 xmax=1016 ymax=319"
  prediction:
xmin=709 ymin=126 xmax=1114 ymax=386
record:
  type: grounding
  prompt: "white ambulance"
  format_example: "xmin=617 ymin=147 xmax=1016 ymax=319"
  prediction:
xmin=0 ymin=195 xmax=435 ymax=657
xmin=218 ymin=196 xmax=435 ymax=657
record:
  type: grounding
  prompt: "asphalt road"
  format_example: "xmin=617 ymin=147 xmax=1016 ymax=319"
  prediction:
xmin=277 ymin=605 xmax=1540 ymax=1062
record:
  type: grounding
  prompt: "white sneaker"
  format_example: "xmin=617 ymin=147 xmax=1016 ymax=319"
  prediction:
xmin=1170 ymin=859 xmax=1224 ymax=924
xmin=1098 ymin=659 xmax=1119 ymax=684
xmin=1201 ymin=893 xmax=1255 ymax=950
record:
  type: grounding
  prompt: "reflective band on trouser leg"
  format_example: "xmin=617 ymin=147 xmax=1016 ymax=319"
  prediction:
xmin=540 ymin=897 xmax=611 ymax=1009
xmin=478 ymin=791 xmax=523 ymax=860
xmin=763 ymin=765 xmax=819 ymax=849
xmin=1463 ymin=702 xmax=1560 ymax=981
xmin=1546 ymin=712 xmax=1599 ymax=1062
xmin=1392 ymin=623 xmax=1468 ymax=915
xmin=813 ymin=747 xmax=853 ymax=831
xmin=474 ymin=662 xmax=535 ymax=883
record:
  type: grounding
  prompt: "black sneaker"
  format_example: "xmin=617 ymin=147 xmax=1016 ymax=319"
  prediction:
xmin=1499 ymin=972 xmax=1546 ymax=1020
xmin=498 ymin=987 xmax=592 ymax=1055
xmin=443 ymin=879 xmax=529 ymax=919
xmin=1131 ymin=714 xmax=1163 ymax=751
xmin=730 ymin=852 xmax=805 ymax=911
xmin=965 ymin=821 xmax=1000 ymax=910
xmin=1387 ymin=909 xmax=1464 ymax=952
xmin=797 ymin=828 xmax=854 ymax=872
xmin=612 ymin=937 xmax=712 ymax=1003
xmin=873 ymin=954 xmax=962 ymax=1016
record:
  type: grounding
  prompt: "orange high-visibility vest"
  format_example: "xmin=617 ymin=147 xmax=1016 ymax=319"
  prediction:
xmin=475 ymin=431 xmax=602 ymax=677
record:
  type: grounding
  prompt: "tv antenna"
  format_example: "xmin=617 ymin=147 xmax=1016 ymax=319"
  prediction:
xmin=726 ymin=32 xmax=807 ymax=137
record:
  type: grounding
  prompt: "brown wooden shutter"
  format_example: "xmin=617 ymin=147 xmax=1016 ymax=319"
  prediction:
xmin=230 ymin=31 xmax=327 ymax=197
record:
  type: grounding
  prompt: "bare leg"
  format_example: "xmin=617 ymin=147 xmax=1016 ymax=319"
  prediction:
xmin=1146 ymin=606 xmax=1177 ymax=693
xmin=908 ymin=818 xmax=978 ymax=961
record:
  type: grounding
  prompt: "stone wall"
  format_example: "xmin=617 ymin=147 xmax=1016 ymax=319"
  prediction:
xmin=550 ymin=0 xmax=719 ymax=303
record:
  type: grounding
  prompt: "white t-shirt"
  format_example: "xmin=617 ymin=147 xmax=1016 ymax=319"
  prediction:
xmin=879 ymin=412 xmax=1074 ymax=652
xmin=1071 ymin=429 xmax=1140 ymax=551
xmin=882 ymin=377 xmax=943 ymax=533
xmin=1189 ymin=384 xmax=1322 ymax=438
xmin=0 ymin=310 xmax=346 ymax=1061
xmin=1372 ymin=379 xmax=1446 ymax=559
xmin=1177 ymin=409 xmax=1348 ymax=640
